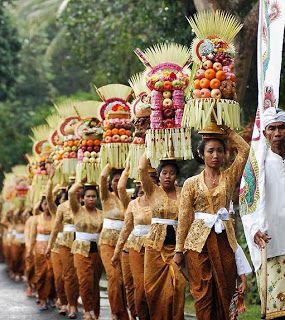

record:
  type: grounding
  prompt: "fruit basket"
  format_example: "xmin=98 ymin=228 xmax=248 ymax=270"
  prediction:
xmin=182 ymin=10 xmax=242 ymax=131
xmin=96 ymin=84 xmax=134 ymax=169
xmin=134 ymin=43 xmax=193 ymax=167
xmin=73 ymin=101 xmax=103 ymax=185
xmin=128 ymin=73 xmax=151 ymax=178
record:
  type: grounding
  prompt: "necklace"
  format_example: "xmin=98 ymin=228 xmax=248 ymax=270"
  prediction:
xmin=205 ymin=172 xmax=220 ymax=186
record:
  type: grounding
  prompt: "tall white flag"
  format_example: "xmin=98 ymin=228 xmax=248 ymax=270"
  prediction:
xmin=240 ymin=0 xmax=285 ymax=271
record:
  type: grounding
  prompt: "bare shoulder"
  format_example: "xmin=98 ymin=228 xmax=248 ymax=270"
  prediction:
xmin=57 ymin=200 xmax=69 ymax=211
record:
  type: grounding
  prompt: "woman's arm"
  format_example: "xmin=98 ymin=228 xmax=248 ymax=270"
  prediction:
xmin=118 ymin=163 xmax=131 ymax=210
xmin=29 ymin=216 xmax=38 ymax=254
xmin=114 ymin=201 xmax=134 ymax=256
xmin=46 ymin=178 xmax=57 ymax=216
xmin=225 ymin=130 xmax=250 ymax=185
xmin=47 ymin=208 xmax=63 ymax=253
xmin=32 ymin=200 xmax=41 ymax=216
xmin=68 ymin=182 xmax=82 ymax=215
xmin=138 ymin=154 xmax=155 ymax=197
xmin=175 ymin=179 xmax=194 ymax=253
xmin=100 ymin=164 xmax=112 ymax=202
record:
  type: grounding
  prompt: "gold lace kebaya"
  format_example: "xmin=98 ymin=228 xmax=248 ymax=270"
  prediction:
xmin=139 ymin=164 xmax=181 ymax=251
xmin=115 ymin=198 xmax=152 ymax=255
xmin=48 ymin=201 xmax=75 ymax=249
xmin=99 ymin=165 xmax=126 ymax=247
xmin=71 ymin=207 xmax=103 ymax=257
xmin=175 ymin=131 xmax=250 ymax=253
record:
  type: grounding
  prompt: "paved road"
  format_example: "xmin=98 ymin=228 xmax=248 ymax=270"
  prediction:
xmin=0 ymin=263 xmax=195 ymax=319
xmin=0 ymin=263 xmax=111 ymax=319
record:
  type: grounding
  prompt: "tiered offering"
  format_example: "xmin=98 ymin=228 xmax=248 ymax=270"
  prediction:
xmin=30 ymin=125 xmax=52 ymax=204
xmin=182 ymin=10 xmax=242 ymax=131
xmin=55 ymin=101 xmax=80 ymax=179
xmin=73 ymin=101 xmax=104 ymax=184
xmin=128 ymin=72 xmax=151 ymax=179
xmin=134 ymin=43 xmax=192 ymax=167
xmin=97 ymin=84 xmax=134 ymax=169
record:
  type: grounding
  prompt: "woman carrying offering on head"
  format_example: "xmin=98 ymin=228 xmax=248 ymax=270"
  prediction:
xmin=69 ymin=183 xmax=103 ymax=320
xmin=138 ymin=154 xmax=186 ymax=320
xmin=174 ymin=128 xmax=250 ymax=320
xmin=99 ymin=164 xmax=129 ymax=320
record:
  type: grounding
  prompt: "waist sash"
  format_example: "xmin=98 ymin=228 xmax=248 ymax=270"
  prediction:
xmin=36 ymin=234 xmax=50 ymax=241
xmin=151 ymin=218 xmax=178 ymax=226
xmin=132 ymin=224 xmax=151 ymax=236
xmin=63 ymin=224 xmax=76 ymax=232
xmin=103 ymin=218 xmax=124 ymax=231
xmin=76 ymin=232 xmax=100 ymax=242
xmin=194 ymin=208 xmax=229 ymax=234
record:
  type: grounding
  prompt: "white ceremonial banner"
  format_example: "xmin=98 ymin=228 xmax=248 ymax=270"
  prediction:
xmin=240 ymin=0 xmax=285 ymax=271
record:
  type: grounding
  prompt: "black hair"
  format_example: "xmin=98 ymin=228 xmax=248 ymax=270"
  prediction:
xmin=108 ymin=169 xmax=123 ymax=192
xmin=39 ymin=196 xmax=47 ymax=212
xmin=157 ymin=160 xmax=180 ymax=178
xmin=82 ymin=185 xmax=98 ymax=197
xmin=132 ymin=184 xmax=143 ymax=199
xmin=55 ymin=190 xmax=67 ymax=206
xmin=196 ymin=138 xmax=227 ymax=164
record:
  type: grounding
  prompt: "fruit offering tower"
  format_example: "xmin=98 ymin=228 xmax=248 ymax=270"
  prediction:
xmin=128 ymin=73 xmax=151 ymax=179
xmin=55 ymin=101 xmax=80 ymax=180
xmin=182 ymin=10 xmax=242 ymax=131
xmin=134 ymin=43 xmax=192 ymax=167
xmin=73 ymin=101 xmax=104 ymax=185
xmin=46 ymin=114 xmax=65 ymax=185
xmin=97 ymin=84 xmax=134 ymax=169
xmin=30 ymin=125 xmax=52 ymax=204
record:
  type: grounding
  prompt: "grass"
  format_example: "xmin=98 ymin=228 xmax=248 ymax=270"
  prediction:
xmin=185 ymin=295 xmax=261 ymax=319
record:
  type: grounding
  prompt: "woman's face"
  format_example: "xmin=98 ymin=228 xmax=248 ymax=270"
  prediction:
xmin=203 ymin=140 xmax=225 ymax=169
xmin=84 ymin=190 xmax=97 ymax=208
xmin=41 ymin=199 xmax=49 ymax=213
xmin=137 ymin=186 xmax=144 ymax=197
xmin=159 ymin=165 xmax=177 ymax=189
xmin=111 ymin=174 xmax=121 ymax=193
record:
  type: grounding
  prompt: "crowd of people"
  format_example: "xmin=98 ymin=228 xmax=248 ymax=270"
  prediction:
xmin=0 ymin=5 xmax=285 ymax=320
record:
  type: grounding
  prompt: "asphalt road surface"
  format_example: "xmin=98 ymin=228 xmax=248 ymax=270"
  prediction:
xmin=0 ymin=263 xmax=196 ymax=319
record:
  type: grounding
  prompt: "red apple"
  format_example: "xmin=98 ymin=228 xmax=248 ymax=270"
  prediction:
xmin=196 ymin=69 xmax=205 ymax=80
xmin=87 ymin=146 xmax=93 ymax=152
xmin=104 ymin=136 xmax=112 ymax=143
xmin=200 ymin=88 xmax=211 ymax=98
xmin=112 ymin=135 xmax=120 ymax=143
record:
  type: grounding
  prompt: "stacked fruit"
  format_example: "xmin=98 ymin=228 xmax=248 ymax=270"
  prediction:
xmin=132 ymin=117 xmax=150 ymax=145
xmin=77 ymin=139 xmax=101 ymax=164
xmin=103 ymin=118 xmax=133 ymax=143
xmin=146 ymin=71 xmax=189 ymax=129
xmin=36 ymin=157 xmax=48 ymax=176
xmin=192 ymin=41 xmax=237 ymax=100
xmin=62 ymin=135 xmax=80 ymax=159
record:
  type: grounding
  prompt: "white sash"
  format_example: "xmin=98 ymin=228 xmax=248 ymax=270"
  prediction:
xmin=132 ymin=224 xmax=151 ymax=236
xmin=151 ymin=218 xmax=178 ymax=226
xmin=76 ymin=232 xmax=100 ymax=242
xmin=15 ymin=233 xmax=25 ymax=243
xmin=36 ymin=234 xmax=50 ymax=241
xmin=195 ymin=208 xmax=230 ymax=234
xmin=63 ymin=224 xmax=76 ymax=232
xmin=103 ymin=218 xmax=124 ymax=231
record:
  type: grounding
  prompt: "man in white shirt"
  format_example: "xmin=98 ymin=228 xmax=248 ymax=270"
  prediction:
xmin=244 ymin=107 xmax=285 ymax=319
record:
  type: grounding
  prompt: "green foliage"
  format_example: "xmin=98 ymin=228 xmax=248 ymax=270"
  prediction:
xmin=0 ymin=1 xmax=21 ymax=101
xmin=60 ymin=0 xmax=195 ymax=86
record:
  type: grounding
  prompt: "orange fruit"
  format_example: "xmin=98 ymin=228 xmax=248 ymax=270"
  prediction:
xmin=105 ymin=130 xmax=112 ymax=137
xmin=200 ymin=78 xmax=210 ymax=89
xmin=87 ymin=140 xmax=94 ymax=147
xmin=230 ymin=73 xmax=236 ymax=81
xmin=119 ymin=128 xmax=126 ymax=135
xmin=125 ymin=130 xmax=132 ymax=137
xmin=216 ymin=70 xmax=226 ymax=81
xmin=64 ymin=141 xmax=68 ymax=147
xmin=112 ymin=128 xmax=119 ymax=135
xmin=210 ymin=78 xmax=221 ymax=89
xmin=82 ymin=140 xmax=87 ymax=146
xmin=67 ymin=141 xmax=74 ymax=147
xmin=193 ymin=79 xmax=201 ymax=89
xmin=94 ymin=139 xmax=101 ymax=146
xmin=204 ymin=68 xmax=216 ymax=80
